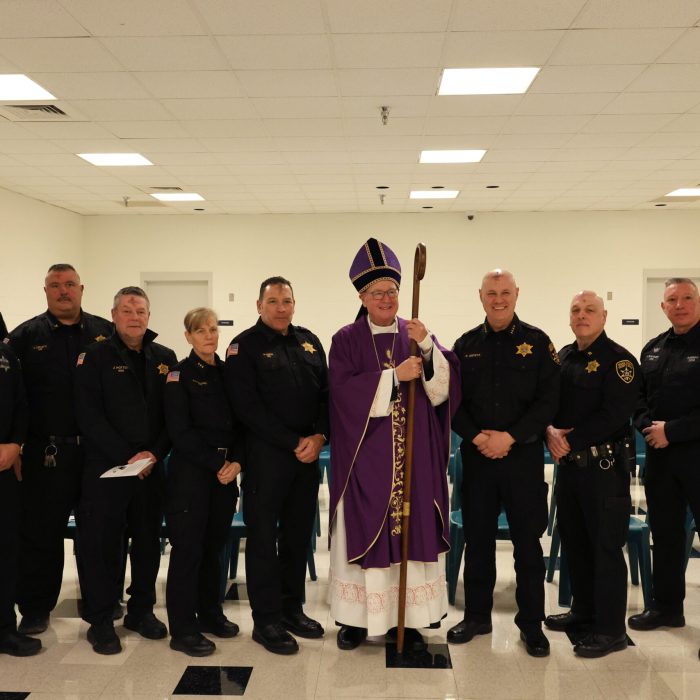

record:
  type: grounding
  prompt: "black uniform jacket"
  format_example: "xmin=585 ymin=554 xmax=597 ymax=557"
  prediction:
xmin=8 ymin=310 xmax=112 ymax=439
xmin=453 ymin=314 xmax=560 ymax=445
xmin=553 ymin=331 xmax=640 ymax=451
xmin=225 ymin=318 xmax=329 ymax=456
xmin=634 ymin=320 xmax=700 ymax=447
xmin=75 ymin=329 xmax=177 ymax=469
xmin=0 ymin=344 xmax=28 ymax=446
xmin=164 ymin=350 xmax=243 ymax=508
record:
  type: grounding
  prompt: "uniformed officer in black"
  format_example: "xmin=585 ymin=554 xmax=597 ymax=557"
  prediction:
xmin=543 ymin=291 xmax=639 ymax=657
xmin=628 ymin=277 xmax=700 ymax=640
xmin=447 ymin=269 xmax=560 ymax=657
xmin=165 ymin=307 xmax=243 ymax=657
xmin=75 ymin=286 xmax=176 ymax=655
xmin=225 ymin=276 xmax=329 ymax=655
xmin=0 ymin=343 xmax=41 ymax=657
xmin=8 ymin=263 xmax=112 ymax=636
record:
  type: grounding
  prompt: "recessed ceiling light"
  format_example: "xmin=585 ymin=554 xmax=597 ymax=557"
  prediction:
xmin=438 ymin=67 xmax=539 ymax=95
xmin=410 ymin=190 xmax=459 ymax=199
xmin=486 ymin=185 xmax=500 ymax=189
xmin=0 ymin=74 xmax=55 ymax=100
xmin=151 ymin=192 xmax=204 ymax=202
xmin=78 ymin=153 xmax=153 ymax=166
xmin=420 ymin=149 xmax=486 ymax=164
xmin=666 ymin=188 xmax=700 ymax=196
xmin=432 ymin=185 xmax=444 ymax=189
xmin=655 ymin=203 xmax=667 ymax=207
xmin=375 ymin=185 xmax=389 ymax=189
xmin=422 ymin=206 xmax=433 ymax=209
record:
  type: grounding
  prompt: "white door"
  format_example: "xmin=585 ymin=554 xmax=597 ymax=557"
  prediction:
xmin=644 ymin=271 xmax=700 ymax=346
xmin=142 ymin=279 xmax=210 ymax=361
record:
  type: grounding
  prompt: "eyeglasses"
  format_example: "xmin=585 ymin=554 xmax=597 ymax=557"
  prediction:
xmin=367 ymin=288 xmax=399 ymax=300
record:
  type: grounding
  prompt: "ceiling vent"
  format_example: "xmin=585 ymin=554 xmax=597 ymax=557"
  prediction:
xmin=0 ymin=104 xmax=82 ymax=122
xmin=149 ymin=186 xmax=183 ymax=191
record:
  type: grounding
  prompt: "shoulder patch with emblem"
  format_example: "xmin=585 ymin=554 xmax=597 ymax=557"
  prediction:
xmin=0 ymin=355 xmax=9 ymax=372
xmin=227 ymin=343 xmax=239 ymax=358
xmin=616 ymin=359 xmax=635 ymax=384
xmin=548 ymin=342 xmax=560 ymax=365
xmin=167 ymin=371 xmax=180 ymax=383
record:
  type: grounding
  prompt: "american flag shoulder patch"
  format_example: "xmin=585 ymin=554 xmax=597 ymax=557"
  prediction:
xmin=76 ymin=352 xmax=86 ymax=366
xmin=167 ymin=371 xmax=180 ymax=383
xmin=227 ymin=343 xmax=239 ymax=358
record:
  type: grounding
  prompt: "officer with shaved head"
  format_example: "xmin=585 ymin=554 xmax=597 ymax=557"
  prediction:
xmin=544 ymin=291 xmax=639 ymax=657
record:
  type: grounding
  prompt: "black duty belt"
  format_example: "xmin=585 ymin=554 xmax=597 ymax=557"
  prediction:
xmin=28 ymin=435 xmax=82 ymax=445
xmin=560 ymin=441 xmax=619 ymax=470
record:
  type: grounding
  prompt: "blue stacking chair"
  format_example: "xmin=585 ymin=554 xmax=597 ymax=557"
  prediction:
xmin=448 ymin=431 xmax=462 ymax=483
xmin=635 ymin=430 xmax=647 ymax=482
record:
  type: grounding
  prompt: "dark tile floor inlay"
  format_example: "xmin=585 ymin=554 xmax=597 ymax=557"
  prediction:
xmin=173 ymin=666 xmax=253 ymax=696
xmin=385 ymin=642 xmax=453 ymax=669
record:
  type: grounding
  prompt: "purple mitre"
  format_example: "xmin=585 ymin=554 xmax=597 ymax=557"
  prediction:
xmin=349 ymin=238 xmax=402 ymax=293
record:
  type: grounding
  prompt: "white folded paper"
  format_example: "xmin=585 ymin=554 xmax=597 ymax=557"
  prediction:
xmin=100 ymin=457 xmax=153 ymax=479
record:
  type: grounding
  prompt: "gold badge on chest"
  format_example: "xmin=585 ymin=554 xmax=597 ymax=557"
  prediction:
xmin=585 ymin=360 xmax=600 ymax=374
xmin=515 ymin=342 xmax=533 ymax=357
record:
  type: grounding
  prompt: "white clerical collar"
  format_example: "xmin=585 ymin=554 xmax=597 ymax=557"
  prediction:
xmin=367 ymin=316 xmax=397 ymax=335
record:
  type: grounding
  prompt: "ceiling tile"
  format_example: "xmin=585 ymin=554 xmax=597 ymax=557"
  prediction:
xmin=68 ymin=99 xmax=175 ymax=121
xmin=135 ymin=71 xmax=244 ymax=99
xmin=236 ymin=70 xmax=337 ymax=97
xmin=217 ymin=35 xmax=331 ymax=70
xmin=514 ymin=93 xmax=614 ymax=115
xmin=504 ymin=115 xmax=592 ymax=133
xmin=661 ymin=114 xmax=700 ymax=131
xmin=449 ymin=0 xmax=587 ymax=31
xmin=31 ymin=72 xmax=151 ymax=99
xmin=423 ymin=116 xmax=507 ymax=135
xmin=531 ymin=65 xmax=646 ymax=93
xmin=21 ymin=122 xmax=117 ymax=139
xmin=200 ymin=138 xmax=277 ymax=152
xmin=443 ymin=30 xmax=563 ymax=67
xmin=332 ymin=33 xmax=444 ymax=69
xmin=427 ymin=95 xmax=523 ymax=117
xmin=582 ymin=114 xmax=676 ymax=133
xmin=0 ymin=0 xmax=89 ymax=38
xmin=0 ymin=38 xmax=122 ymax=71
xmin=272 ymin=136 xmax=347 ymax=152
xmin=627 ymin=65 xmax=700 ymax=92
xmin=549 ymin=29 xmax=683 ymax=65
xmin=341 ymin=96 xmax=429 ymax=118
xmin=180 ymin=120 xmax=267 ymax=138
xmin=101 ymin=37 xmax=228 ymax=71
xmin=99 ymin=121 xmax=190 ymax=139
xmin=326 ymin=0 xmax=451 ymax=32
xmin=251 ymin=97 xmax=341 ymax=119
xmin=60 ymin=0 xmax=208 ymax=36
xmin=338 ymin=69 xmax=438 ymax=97
xmin=565 ymin=133 xmax=647 ymax=148
xmin=264 ymin=119 xmax=343 ymax=137
xmin=344 ymin=117 xmax=426 ymax=136
xmin=161 ymin=98 xmax=257 ymax=120
xmin=601 ymin=92 xmax=700 ymax=114
xmin=572 ymin=0 xmax=700 ymax=28
xmin=0 ymin=140 xmax=64 ymax=154
xmin=659 ymin=27 xmax=700 ymax=63
xmin=636 ymin=132 xmax=700 ymax=148
xmin=491 ymin=133 xmax=573 ymax=149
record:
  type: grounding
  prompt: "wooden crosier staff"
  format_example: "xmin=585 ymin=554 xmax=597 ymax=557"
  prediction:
xmin=397 ymin=242 xmax=427 ymax=655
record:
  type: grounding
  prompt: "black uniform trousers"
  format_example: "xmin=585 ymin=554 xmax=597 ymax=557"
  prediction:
xmin=0 ymin=470 xmax=20 ymax=634
xmin=77 ymin=466 xmax=163 ymax=625
xmin=243 ymin=445 xmax=319 ymax=627
xmin=461 ymin=442 xmax=548 ymax=631
xmin=17 ymin=440 xmax=83 ymax=618
xmin=556 ymin=458 xmax=630 ymax=636
xmin=165 ymin=473 xmax=238 ymax=637
xmin=644 ymin=446 xmax=700 ymax=615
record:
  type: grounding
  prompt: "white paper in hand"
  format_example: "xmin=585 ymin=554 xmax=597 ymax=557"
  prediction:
xmin=100 ymin=457 xmax=153 ymax=479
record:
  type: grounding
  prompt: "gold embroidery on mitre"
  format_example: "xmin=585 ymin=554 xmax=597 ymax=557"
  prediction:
xmin=515 ymin=342 xmax=533 ymax=357
xmin=585 ymin=360 xmax=600 ymax=374
xmin=616 ymin=359 xmax=635 ymax=384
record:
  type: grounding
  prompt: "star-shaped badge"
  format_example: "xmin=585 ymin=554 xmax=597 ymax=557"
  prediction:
xmin=515 ymin=342 xmax=533 ymax=357
xmin=157 ymin=363 xmax=169 ymax=375
xmin=302 ymin=341 xmax=316 ymax=354
xmin=585 ymin=360 xmax=600 ymax=374
xmin=95 ymin=335 xmax=107 ymax=342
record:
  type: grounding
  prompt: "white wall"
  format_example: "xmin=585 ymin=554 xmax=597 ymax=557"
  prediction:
xmin=82 ymin=210 xmax=700 ymax=357
xmin=0 ymin=187 xmax=84 ymax=332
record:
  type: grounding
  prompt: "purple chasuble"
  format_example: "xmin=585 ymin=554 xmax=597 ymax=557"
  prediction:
xmin=329 ymin=317 xmax=461 ymax=569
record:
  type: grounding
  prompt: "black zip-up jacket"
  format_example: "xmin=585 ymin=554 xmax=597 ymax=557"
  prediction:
xmin=75 ymin=329 xmax=177 ymax=469
xmin=9 ymin=310 xmax=112 ymax=439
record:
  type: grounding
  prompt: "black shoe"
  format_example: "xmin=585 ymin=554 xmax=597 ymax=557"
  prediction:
xmin=87 ymin=623 xmax=122 ymax=655
xmin=0 ymin=631 xmax=42 ymax=657
xmin=520 ymin=628 xmax=550 ymax=657
xmin=199 ymin=616 xmax=239 ymax=638
xmin=386 ymin=626 xmax=428 ymax=652
xmin=628 ymin=609 xmax=685 ymax=631
xmin=112 ymin=601 xmax=125 ymax=621
xmin=544 ymin=611 xmax=592 ymax=632
xmin=252 ymin=623 xmax=299 ymax=655
xmin=336 ymin=625 xmax=367 ymax=651
xmin=170 ymin=633 xmax=216 ymax=657
xmin=574 ymin=632 xmax=628 ymax=658
xmin=17 ymin=614 xmax=49 ymax=635
xmin=281 ymin=611 xmax=324 ymax=639
xmin=123 ymin=612 xmax=168 ymax=639
xmin=446 ymin=619 xmax=492 ymax=645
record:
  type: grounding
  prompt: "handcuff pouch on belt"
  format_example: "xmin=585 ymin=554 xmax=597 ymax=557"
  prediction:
xmin=563 ymin=438 xmax=633 ymax=472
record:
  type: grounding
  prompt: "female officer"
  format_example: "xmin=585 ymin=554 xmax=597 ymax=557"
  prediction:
xmin=164 ymin=307 xmax=242 ymax=656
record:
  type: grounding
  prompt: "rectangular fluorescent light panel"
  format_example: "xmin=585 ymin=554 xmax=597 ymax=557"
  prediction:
xmin=410 ymin=190 xmax=459 ymax=199
xmin=78 ymin=153 xmax=153 ymax=166
xmin=420 ymin=149 xmax=486 ymax=164
xmin=151 ymin=192 xmax=204 ymax=202
xmin=666 ymin=188 xmax=700 ymax=197
xmin=438 ymin=67 xmax=539 ymax=95
xmin=0 ymin=74 xmax=55 ymax=100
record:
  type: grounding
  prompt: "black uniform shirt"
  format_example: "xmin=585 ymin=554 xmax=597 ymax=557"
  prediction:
xmin=225 ymin=318 xmax=329 ymax=453
xmin=634 ymin=320 xmax=700 ymax=445
xmin=165 ymin=350 xmax=243 ymax=473
xmin=0 ymin=345 xmax=28 ymax=445
xmin=75 ymin=329 xmax=177 ymax=468
xmin=453 ymin=314 xmax=560 ymax=444
xmin=553 ymin=331 xmax=640 ymax=451
xmin=8 ymin=310 xmax=112 ymax=439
